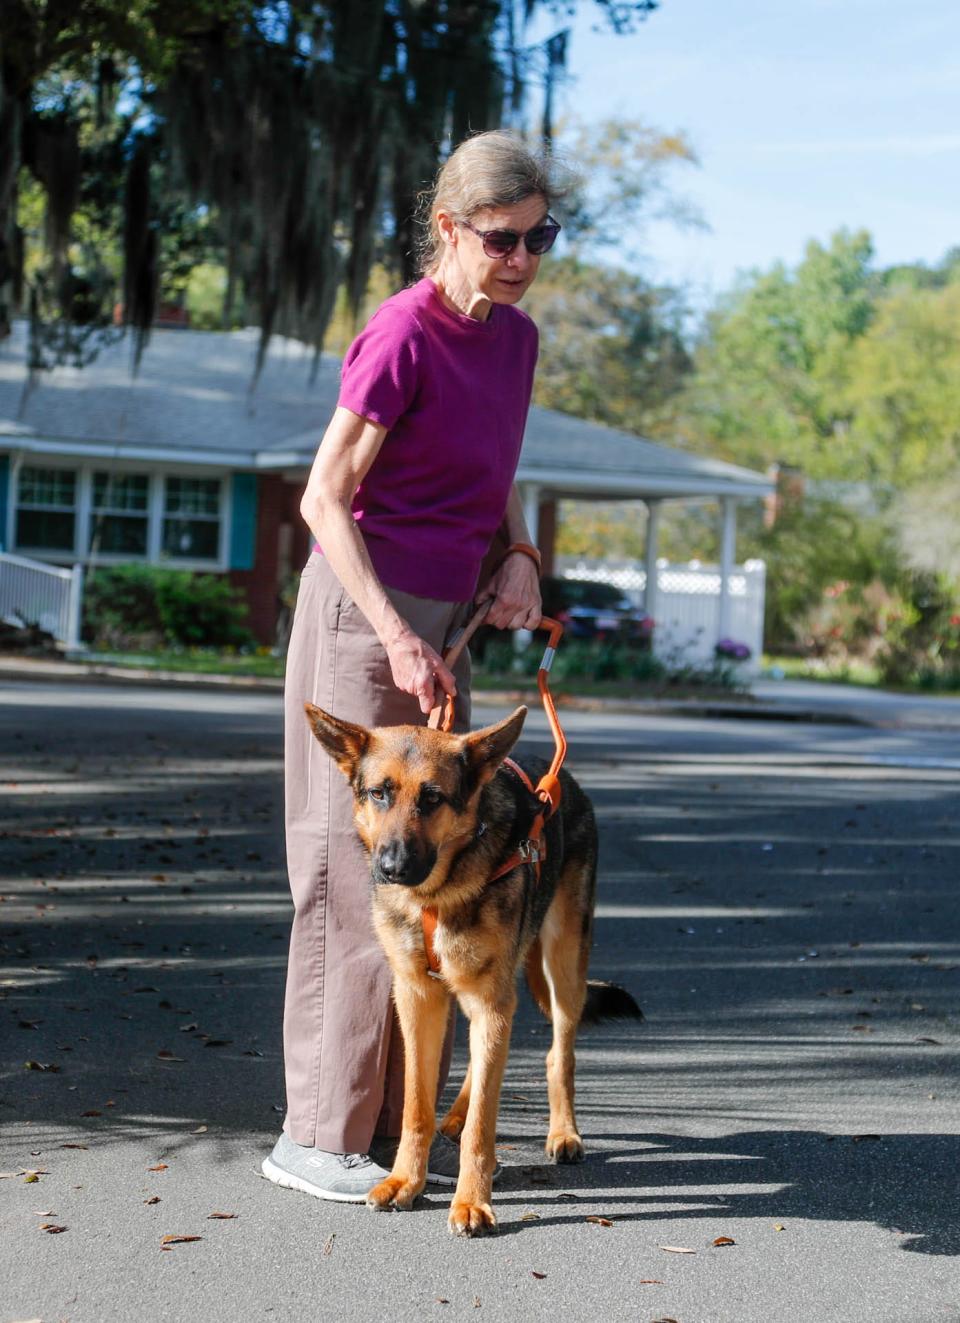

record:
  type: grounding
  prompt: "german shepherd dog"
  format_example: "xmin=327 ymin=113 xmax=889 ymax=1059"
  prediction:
xmin=305 ymin=701 xmax=641 ymax=1236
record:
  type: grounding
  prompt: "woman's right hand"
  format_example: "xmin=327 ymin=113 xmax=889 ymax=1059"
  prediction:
xmin=385 ymin=628 xmax=457 ymax=715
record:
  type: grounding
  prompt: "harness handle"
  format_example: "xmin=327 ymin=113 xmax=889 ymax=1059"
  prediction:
xmin=429 ymin=608 xmax=567 ymax=819
xmin=427 ymin=598 xmax=492 ymax=733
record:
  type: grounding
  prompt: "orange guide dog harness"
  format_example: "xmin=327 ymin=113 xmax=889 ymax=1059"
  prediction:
xmin=422 ymin=599 xmax=567 ymax=979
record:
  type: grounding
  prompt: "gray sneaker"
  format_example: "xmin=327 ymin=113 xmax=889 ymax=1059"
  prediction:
xmin=369 ymin=1132 xmax=499 ymax=1187
xmin=261 ymin=1133 xmax=390 ymax=1203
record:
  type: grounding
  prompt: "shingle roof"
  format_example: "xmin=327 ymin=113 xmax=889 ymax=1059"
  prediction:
xmin=0 ymin=322 xmax=771 ymax=499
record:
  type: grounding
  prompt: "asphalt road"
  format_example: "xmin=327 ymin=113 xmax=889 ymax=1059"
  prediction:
xmin=1 ymin=681 xmax=958 ymax=1323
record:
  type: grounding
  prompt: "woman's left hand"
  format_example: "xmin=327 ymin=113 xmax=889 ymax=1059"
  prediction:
xmin=476 ymin=552 xmax=542 ymax=630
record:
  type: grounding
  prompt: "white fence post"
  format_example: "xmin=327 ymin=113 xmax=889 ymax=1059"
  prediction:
xmin=0 ymin=551 xmax=85 ymax=650
xmin=556 ymin=555 xmax=767 ymax=675
xmin=67 ymin=564 xmax=84 ymax=650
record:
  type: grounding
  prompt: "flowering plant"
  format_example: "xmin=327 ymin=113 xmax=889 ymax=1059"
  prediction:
xmin=715 ymin=638 xmax=752 ymax=661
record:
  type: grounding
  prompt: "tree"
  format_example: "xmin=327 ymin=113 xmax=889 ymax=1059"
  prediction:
xmin=2 ymin=0 xmax=664 ymax=376
xmin=844 ymin=281 xmax=960 ymax=489
xmin=678 ymin=229 xmax=878 ymax=479
xmin=525 ymin=256 xmax=692 ymax=436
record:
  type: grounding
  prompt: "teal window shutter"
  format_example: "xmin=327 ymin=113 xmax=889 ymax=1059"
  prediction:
xmin=229 ymin=472 xmax=258 ymax=570
xmin=0 ymin=455 xmax=8 ymax=551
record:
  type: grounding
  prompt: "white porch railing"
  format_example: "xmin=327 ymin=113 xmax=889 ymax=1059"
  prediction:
xmin=560 ymin=557 xmax=767 ymax=672
xmin=0 ymin=552 xmax=84 ymax=649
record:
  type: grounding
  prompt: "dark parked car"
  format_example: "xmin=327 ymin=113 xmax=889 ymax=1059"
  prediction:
xmin=540 ymin=576 xmax=653 ymax=643
xmin=471 ymin=575 xmax=653 ymax=661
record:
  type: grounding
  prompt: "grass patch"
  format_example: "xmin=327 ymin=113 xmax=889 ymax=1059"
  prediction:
xmin=84 ymin=648 xmax=286 ymax=679
xmin=763 ymin=654 xmax=960 ymax=695
xmin=77 ymin=643 xmax=749 ymax=699
xmin=762 ymin=655 xmax=881 ymax=686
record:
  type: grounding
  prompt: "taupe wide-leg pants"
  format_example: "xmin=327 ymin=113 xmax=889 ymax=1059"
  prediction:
xmin=282 ymin=551 xmax=471 ymax=1152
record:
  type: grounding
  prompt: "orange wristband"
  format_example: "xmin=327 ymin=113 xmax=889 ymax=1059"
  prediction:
xmin=504 ymin=541 xmax=542 ymax=574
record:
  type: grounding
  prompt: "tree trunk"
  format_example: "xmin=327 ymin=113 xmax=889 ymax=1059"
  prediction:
xmin=0 ymin=69 xmax=23 ymax=339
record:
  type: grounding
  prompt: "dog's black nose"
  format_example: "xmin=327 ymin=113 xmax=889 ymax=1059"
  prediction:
xmin=376 ymin=841 xmax=411 ymax=884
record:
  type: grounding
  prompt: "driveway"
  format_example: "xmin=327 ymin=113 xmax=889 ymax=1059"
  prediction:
xmin=1 ymin=681 xmax=958 ymax=1323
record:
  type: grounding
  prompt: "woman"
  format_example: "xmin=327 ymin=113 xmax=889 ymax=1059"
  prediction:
xmin=263 ymin=130 xmax=565 ymax=1202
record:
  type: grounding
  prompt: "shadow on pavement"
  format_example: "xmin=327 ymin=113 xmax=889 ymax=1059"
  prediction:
xmin=2 ymin=684 xmax=959 ymax=1266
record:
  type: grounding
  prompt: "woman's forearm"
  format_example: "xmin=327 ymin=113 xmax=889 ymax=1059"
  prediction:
xmin=300 ymin=491 xmax=409 ymax=649
xmin=500 ymin=483 xmax=535 ymax=545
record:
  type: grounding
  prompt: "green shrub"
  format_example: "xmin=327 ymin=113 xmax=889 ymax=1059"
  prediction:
xmin=83 ymin=564 xmax=253 ymax=649
xmin=875 ymin=572 xmax=960 ymax=687
xmin=470 ymin=635 xmax=748 ymax=690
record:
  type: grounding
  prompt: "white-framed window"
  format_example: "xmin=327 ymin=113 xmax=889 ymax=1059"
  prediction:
xmin=90 ymin=471 xmax=150 ymax=556
xmin=10 ymin=461 xmax=229 ymax=569
xmin=162 ymin=476 xmax=222 ymax=561
xmin=15 ymin=465 xmax=78 ymax=552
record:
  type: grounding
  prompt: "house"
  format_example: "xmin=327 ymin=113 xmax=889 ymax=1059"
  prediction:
xmin=0 ymin=322 xmax=772 ymax=648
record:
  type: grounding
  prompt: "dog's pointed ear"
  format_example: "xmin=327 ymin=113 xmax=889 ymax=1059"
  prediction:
xmin=461 ymin=705 xmax=527 ymax=790
xmin=304 ymin=703 xmax=369 ymax=780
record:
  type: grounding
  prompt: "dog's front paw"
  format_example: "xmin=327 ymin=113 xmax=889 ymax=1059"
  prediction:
xmin=366 ymin=1174 xmax=424 ymax=1210
xmin=448 ymin=1199 xmax=498 ymax=1237
xmin=545 ymin=1130 xmax=584 ymax=1163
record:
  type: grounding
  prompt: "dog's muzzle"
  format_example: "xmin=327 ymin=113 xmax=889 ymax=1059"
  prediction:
xmin=373 ymin=838 xmax=436 ymax=888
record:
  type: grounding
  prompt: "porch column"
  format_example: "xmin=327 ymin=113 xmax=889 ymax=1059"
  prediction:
xmin=643 ymin=498 xmax=662 ymax=620
xmin=521 ymin=482 xmax=541 ymax=548
xmin=518 ymin=483 xmax=541 ymax=649
xmin=717 ymin=496 xmax=738 ymax=642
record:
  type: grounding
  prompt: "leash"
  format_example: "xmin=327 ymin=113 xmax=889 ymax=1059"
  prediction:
xmin=422 ymin=607 xmax=568 ymax=978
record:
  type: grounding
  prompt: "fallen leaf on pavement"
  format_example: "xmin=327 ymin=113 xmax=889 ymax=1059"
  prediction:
xmin=81 ymin=1110 xmax=102 ymax=1117
xmin=520 ymin=1211 xmax=540 ymax=1222
xmin=145 ymin=1196 xmax=161 ymax=1204
xmin=639 ymin=1279 xmax=664 ymax=1285
xmin=147 ymin=1164 xmax=168 ymax=1172
xmin=160 ymin=1234 xmax=202 ymax=1246
xmin=586 ymin=1216 xmax=613 ymax=1227
xmin=322 ymin=1233 xmax=335 ymax=1256
xmin=156 ymin=1050 xmax=184 ymax=1061
xmin=531 ymin=1270 xmax=547 ymax=1279
xmin=24 ymin=1060 xmax=60 ymax=1072
xmin=660 ymin=1245 xmax=695 ymax=1254
xmin=192 ymin=1125 xmax=208 ymax=1134
xmin=40 ymin=1222 xmax=67 ymax=1233
xmin=61 ymin=1143 xmax=88 ymax=1149
xmin=207 ymin=1211 xmax=237 ymax=1219
xmin=915 ymin=1037 xmax=941 ymax=1045
xmin=712 ymin=1236 xmax=735 ymax=1246
xmin=773 ymin=1224 xmax=786 ymax=1231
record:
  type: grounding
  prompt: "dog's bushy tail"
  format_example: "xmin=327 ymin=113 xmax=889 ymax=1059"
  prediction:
xmin=580 ymin=980 xmax=644 ymax=1026
xmin=524 ymin=942 xmax=643 ymax=1026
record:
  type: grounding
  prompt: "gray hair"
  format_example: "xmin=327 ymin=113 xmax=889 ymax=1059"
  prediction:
xmin=417 ymin=130 xmax=573 ymax=275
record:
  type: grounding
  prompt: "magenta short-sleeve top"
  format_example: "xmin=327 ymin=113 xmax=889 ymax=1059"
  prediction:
xmin=331 ymin=277 xmax=539 ymax=601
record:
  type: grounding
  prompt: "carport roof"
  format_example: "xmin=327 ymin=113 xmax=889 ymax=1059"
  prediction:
xmin=0 ymin=323 xmax=771 ymax=501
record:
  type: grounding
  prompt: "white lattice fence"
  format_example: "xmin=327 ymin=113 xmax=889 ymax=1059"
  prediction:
xmin=0 ymin=552 xmax=83 ymax=648
xmin=560 ymin=557 xmax=767 ymax=671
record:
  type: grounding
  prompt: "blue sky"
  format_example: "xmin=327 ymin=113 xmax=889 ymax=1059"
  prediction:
xmin=533 ymin=0 xmax=960 ymax=304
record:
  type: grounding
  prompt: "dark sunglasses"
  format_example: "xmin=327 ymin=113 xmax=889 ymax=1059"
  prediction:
xmin=460 ymin=215 xmax=561 ymax=259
